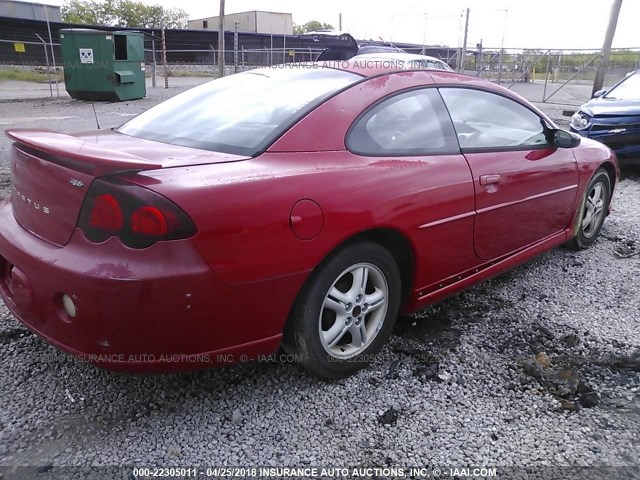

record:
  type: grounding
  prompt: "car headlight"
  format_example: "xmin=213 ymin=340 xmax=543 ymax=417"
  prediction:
xmin=571 ymin=111 xmax=590 ymax=130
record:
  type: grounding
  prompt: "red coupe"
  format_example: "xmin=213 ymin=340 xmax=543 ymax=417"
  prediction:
xmin=0 ymin=61 xmax=618 ymax=378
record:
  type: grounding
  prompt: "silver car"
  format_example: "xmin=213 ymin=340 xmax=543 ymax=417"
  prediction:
xmin=351 ymin=52 xmax=453 ymax=72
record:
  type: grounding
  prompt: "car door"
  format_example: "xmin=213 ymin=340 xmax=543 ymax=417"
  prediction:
xmin=346 ymin=87 xmax=478 ymax=291
xmin=439 ymin=87 xmax=579 ymax=260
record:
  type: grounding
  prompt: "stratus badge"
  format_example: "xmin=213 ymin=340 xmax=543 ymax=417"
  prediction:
xmin=13 ymin=187 xmax=50 ymax=214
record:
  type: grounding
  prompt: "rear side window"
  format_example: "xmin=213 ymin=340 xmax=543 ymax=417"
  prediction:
xmin=439 ymin=88 xmax=550 ymax=150
xmin=347 ymin=88 xmax=459 ymax=156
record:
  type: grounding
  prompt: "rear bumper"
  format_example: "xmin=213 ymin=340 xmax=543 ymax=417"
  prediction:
xmin=0 ymin=198 xmax=290 ymax=373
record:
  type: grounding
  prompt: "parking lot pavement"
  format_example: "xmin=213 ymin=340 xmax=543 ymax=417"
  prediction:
xmin=0 ymin=76 xmax=210 ymax=101
xmin=508 ymin=80 xmax=592 ymax=106
xmin=507 ymin=80 xmax=594 ymax=127
xmin=0 ymin=81 xmax=639 ymax=471
xmin=0 ymin=80 xmax=70 ymax=101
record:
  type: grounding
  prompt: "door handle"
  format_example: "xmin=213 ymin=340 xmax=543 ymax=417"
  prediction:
xmin=479 ymin=174 xmax=500 ymax=186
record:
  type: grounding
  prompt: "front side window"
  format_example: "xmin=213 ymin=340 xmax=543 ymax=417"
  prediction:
xmin=117 ymin=67 xmax=361 ymax=156
xmin=439 ymin=88 xmax=550 ymax=150
xmin=347 ymin=88 xmax=459 ymax=156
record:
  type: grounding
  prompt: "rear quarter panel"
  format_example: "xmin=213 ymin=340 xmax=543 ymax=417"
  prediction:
xmin=128 ymin=151 xmax=477 ymax=292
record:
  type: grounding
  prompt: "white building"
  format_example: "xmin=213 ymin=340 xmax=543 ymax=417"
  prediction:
xmin=189 ymin=11 xmax=293 ymax=35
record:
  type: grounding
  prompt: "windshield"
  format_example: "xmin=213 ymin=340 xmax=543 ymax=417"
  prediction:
xmin=604 ymin=72 xmax=640 ymax=101
xmin=117 ymin=67 xmax=361 ymax=156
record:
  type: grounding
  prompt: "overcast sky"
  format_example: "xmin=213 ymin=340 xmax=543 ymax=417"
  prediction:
xmin=34 ymin=0 xmax=640 ymax=50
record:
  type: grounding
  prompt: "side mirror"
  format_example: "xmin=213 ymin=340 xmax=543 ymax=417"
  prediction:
xmin=592 ymin=89 xmax=606 ymax=98
xmin=554 ymin=129 xmax=581 ymax=148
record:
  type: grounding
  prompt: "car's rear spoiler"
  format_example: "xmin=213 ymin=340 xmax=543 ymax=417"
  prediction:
xmin=6 ymin=129 xmax=162 ymax=176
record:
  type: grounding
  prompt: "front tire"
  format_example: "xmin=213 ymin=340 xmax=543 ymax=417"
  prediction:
xmin=566 ymin=168 xmax=611 ymax=250
xmin=284 ymin=242 xmax=402 ymax=379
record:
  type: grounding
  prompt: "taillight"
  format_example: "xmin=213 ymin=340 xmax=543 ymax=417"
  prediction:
xmin=89 ymin=194 xmax=123 ymax=231
xmin=78 ymin=177 xmax=196 ymax=249
xmin=131 ymin=206 xmax=168 ymax=236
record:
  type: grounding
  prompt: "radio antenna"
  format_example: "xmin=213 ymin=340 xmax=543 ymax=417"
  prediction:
xmin=91 ymin=101 xmax=100 ymax=129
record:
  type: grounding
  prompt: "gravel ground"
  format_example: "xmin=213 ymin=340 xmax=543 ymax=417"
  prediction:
xmin=0 ymin=82 xmax=639 ymax=476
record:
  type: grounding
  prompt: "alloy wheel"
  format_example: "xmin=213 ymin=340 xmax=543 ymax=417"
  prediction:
xmin=319 ymin=263 xmax=389 ymax=359
xmin=582 ymin=181 xmax=606 ymax=238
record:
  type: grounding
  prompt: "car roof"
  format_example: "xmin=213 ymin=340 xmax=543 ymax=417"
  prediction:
xmin=353 ymin=52 xmax=447 ymax=63
xmin=247 ymin=62 xmax=540 ymax=114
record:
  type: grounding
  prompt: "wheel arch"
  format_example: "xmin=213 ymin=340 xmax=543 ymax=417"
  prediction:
xmin=336 ymin=228 xmax=416 ymax=305
xmin=282 ymin=226 xmax=417 ymax=345
xmin=281 ymin=226 xmax=416 ymax=375
xmin=566 ymin=163 xmax=614 ymax=249
xmin=287 ymin=226 xmax=416 ymax=315
xmin=599 ymin=161 xmax=617 ymax=190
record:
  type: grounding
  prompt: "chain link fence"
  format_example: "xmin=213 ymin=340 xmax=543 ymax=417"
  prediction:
xmin=2 ymin=31 xmax=639 ymax=106
xmin=467 ymin=47 xmax=640 ymax=104
xmin=144 ymin=46 xmax=324 ymax=79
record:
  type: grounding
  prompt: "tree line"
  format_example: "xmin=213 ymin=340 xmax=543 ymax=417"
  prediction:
xmin=62 ymin=1 xmax=334 ymax=34
xmin=61 ymin=0 xmax=189 ymax=29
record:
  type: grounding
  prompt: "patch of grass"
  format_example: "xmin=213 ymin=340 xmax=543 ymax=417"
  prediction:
xmin=0 ymin=68 xmax=63 ymax=83
xmin=164 ymin=69 xmax=214 ymax=78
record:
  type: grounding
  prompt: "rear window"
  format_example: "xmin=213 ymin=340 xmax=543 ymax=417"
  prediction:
xmin=117 ymin=67 xmax=361 ymax=156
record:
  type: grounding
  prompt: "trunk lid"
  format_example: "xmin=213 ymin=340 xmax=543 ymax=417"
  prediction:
xmin=73 ymin=129 xmax=251 ymax=167
xmin=6 ymin=129 xmax=249 ymax=246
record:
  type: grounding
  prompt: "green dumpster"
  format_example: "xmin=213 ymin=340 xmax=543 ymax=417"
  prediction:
xmin=60 ymin=28 xmax=146 ymax=101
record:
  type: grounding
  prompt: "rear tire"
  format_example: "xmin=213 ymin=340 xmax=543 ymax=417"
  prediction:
xmin=283 ymin=242 xmax=401 ymax=379
xmin=566 ymin=168 xmax=611 ymax=250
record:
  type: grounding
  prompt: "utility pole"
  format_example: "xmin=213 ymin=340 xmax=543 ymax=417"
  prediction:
xmin=496 ymin=9 xmax=508 ymax=84
xmin=476 ymin=39 xmax=483 ymax=76
xmin=44 ymin=4 xmax=59 ymax=97
xmin=592 ymin=0 xmax=623 ymax=96
xmin=458 ymin=8 xmax=470 ymax=72
xmin=283 ymin=18 xmax=287 ymax=63
xmin=234 ymin=21 xmax=239 ymax=73
xmin=161 ymin=27 xmax=168 ymax=89
xmin=422 ymin=13 xmax=427 ymax=55
xmin=217 ymin=0 xmax=225 ymax=78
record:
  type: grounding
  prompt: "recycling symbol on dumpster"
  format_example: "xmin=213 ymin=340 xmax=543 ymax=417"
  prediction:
xmin=79 ymin=48 xmax=94 ymax=64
